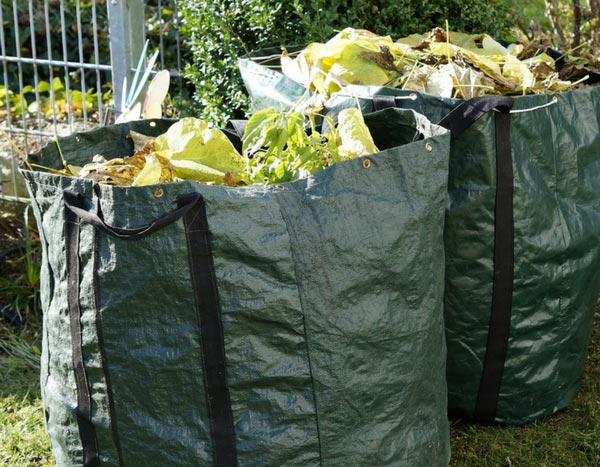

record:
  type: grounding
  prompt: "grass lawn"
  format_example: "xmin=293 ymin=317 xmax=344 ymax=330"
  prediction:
xmin=449 ymin=308 xmax=600 ymax=467
xmin=1 ymin=206 xmax=599 ymax=466
xmin=2 ymin=309 xmax=598 ymax=466
xmin=0 ymin=329 xmax=52 ymax=466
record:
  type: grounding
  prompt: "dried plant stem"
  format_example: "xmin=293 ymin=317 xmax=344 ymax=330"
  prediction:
xmin=29 ymin=163 xmax=68 ymax=175
xmin=555 ymin=41 xmax=589 ymax=62
xmin=0 ymin=126 xmax=33 ymax=171
xmin=54 ymin=137 xmax=72 ymax=174
xmin=571 ymin=74 xmax=590 ymax=87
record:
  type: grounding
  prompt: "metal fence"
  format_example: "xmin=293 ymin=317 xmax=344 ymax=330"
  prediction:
xmin=0 ymin=0 xmax=185 ymax=201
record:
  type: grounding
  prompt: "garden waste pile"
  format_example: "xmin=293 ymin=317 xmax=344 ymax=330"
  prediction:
xmin=279 ymin=27 xmax=599 ymax=98
xmin=50 ymin=107 xmax=378 ymax=187
xmin=32 ymin=27 xmax=600 ymax=189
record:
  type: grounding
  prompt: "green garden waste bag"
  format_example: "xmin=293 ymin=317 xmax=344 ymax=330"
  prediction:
xmin=240 ymin=56 xmax=600 ymax=425
xmin=329 ymin=86 xmax=600 ymax=426
xmin=22 ymin=111 xmax=452 ymax=467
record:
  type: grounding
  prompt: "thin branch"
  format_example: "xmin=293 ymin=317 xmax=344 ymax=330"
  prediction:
xmin=573 ymin=0 xmax=582 ymax=53
xmin=545 ymin=0 xmax=566 ymax=48
xmin=0 ymin=127 xmax=33 ymax=171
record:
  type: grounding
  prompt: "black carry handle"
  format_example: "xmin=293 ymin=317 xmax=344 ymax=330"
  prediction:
xmin=374 ymin=93 xmax=517 ymax=423
xmin=437 ymin=96 xmax=514 ymax=139
xmin=63 ymin=190 xmax=201 ymax=241
xmin=438 ymin=95 xmax=516 ymax=423
xmin=372 ymin=94 xmax=399 ymax=111
xmin=371 ymin=94 xmax=515 ymax=138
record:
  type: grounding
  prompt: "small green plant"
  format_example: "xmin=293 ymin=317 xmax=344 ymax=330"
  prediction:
xmin=0 ymin=77 xmax=112 ymax=122
xmin=0 ymin=85 xmax=28 ymax=117
xmin=0 ymin=332 xmax=41 ymax=371
xmin=23 ymin=77 xmax=112 ymax=118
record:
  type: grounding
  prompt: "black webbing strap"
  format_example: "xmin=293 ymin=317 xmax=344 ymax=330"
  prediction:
xmin=438 ymin=95 xmax=514 ymax=139
xmin=64 ymin=194 xmax=101 ymax=467
xmin=372 ymin=94 xmax=397 ymax=111
xmin=183 ymin=196 xmax=238 ymax=467
xmin=437 ymin=96 xmax=516 ymax=422
xmin=473 ymin=108 xmax=515 ymax=423
xmin=63 ymin=190 xmax=200 ymax=241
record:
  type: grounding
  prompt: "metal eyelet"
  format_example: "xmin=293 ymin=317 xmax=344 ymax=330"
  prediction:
xmin=363 ymin=159 xmax=371 ymax=169
xmin=154 ymin=187 xmax=164 ymax=198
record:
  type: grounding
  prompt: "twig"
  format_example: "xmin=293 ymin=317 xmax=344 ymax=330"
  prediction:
xmin=0 ymin=126 xmax=33 ymax=171
xmin=54 ymin=137 xmax=73 ymax=175
xmin=571 ymin=74 xmax=590 ymax=86
xmin=29 ymin=163 xmax=68 ymax=175
xmin=554 ymin=41 xmax=589 ymax=62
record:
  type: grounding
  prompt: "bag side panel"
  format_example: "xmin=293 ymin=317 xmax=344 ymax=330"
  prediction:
xmin=277 ymin=135 xmax=451 ymax=467
xmin=21 ymin=174 xmax=92 ymax=466
xmin=94 ymin=194 xmax=212 ymax=466
xmin=205 ymin=189 xmax=322 ymax=467
xmin=443 ymin=115 xmax=498 ymax=418
xmin=499 ymin=88 xmax=600 ymax=423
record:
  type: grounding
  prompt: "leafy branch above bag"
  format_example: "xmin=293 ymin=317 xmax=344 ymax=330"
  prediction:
xmin=279 ymin=27 xmax=599 ymax=98
xmin=53 ymin=107 xmax=379 ymax=187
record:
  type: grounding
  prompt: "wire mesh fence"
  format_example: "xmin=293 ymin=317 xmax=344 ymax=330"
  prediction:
xmin=0 ymin=0 xmax=185 ymax=201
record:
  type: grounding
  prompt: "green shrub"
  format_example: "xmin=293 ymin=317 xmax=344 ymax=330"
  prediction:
xmin=179 ymin=0 xmax=516 ymax=125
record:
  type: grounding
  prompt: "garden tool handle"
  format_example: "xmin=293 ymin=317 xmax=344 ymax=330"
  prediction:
xmin=63 ymin=190 xmax=202 ymax=240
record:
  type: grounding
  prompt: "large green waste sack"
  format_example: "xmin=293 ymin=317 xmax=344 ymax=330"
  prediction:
xmin=22 ymin=111 xmax=452 ymax=466
xmin=330 ymin=86 xmax=600 ymax=425
xmin=239 ymin=57 xmax=600 ymax=425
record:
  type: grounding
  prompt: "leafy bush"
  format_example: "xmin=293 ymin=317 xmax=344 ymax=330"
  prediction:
xmin=508 ymin=0 xmax=600 ymax=57
xmin=179 ymin=0 xmax=516 ymax=125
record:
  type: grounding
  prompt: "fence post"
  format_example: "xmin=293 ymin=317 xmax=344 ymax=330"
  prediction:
xmin=107 ymin=0 xmax=145 ymax=119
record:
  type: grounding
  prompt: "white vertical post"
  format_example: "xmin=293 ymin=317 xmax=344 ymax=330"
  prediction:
xmin=107 ymin=0 xmax=145 ymax=119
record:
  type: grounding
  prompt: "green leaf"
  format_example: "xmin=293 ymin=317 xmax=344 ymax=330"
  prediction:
xmin=52 ymin=77 xmax=65 ymax=92
xmin=154 ymin=118 xmax=246 ymax=182
xmin=132 ymin=155 xmax=163 ymax=186
xmin=336 ymin=108 xmax=379 ymax=159
xmin=37 ymin=81 xmax=51 ymax=93
xmin=242 ymin=108 xmax=279 ymax=155
xmin=169 ymin=159 xmax=226 ymax=183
